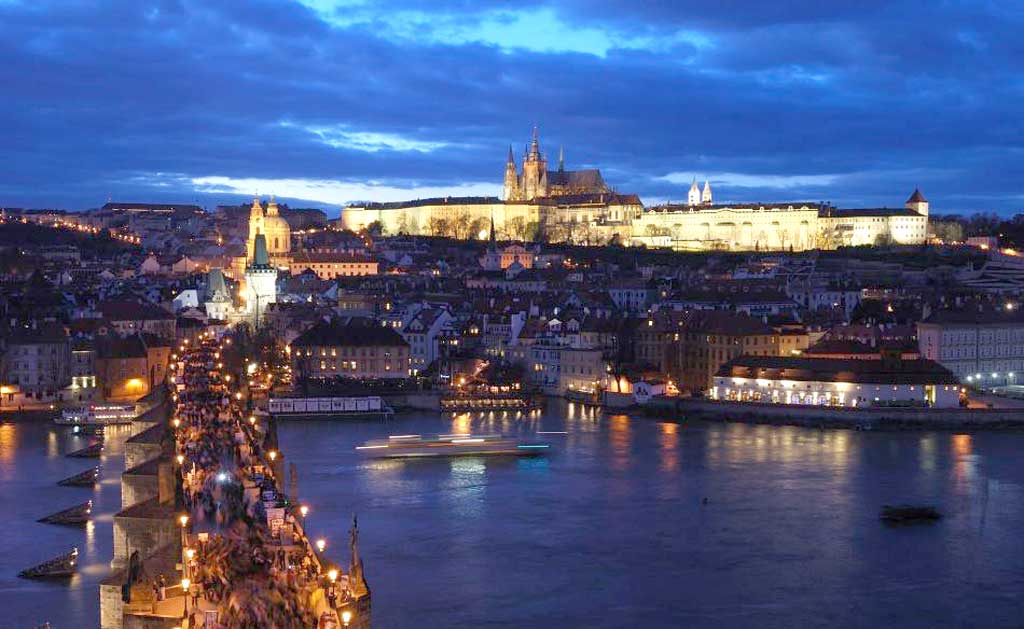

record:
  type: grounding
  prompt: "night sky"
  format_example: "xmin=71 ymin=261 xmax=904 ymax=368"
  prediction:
xmin=1 ymin=0 xmax=1021 ymax=215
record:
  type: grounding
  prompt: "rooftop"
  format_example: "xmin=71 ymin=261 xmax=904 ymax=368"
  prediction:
xmin=291 ymin=319 xmax=409 ymax=348
xmin=717 ymin=355 xmax=959 ymax=385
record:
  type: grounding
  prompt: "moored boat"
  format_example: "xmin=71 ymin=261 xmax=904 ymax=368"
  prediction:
xmin=880 ymin=504 xmax=942 ymax=524
xmin=356 ymin=434 xmax=550 ymax=458
xmin=56 ymin=403 xmax=137 ymax=426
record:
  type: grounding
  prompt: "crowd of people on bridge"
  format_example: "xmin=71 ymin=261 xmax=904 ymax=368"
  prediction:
xmin=170 ymin=336 xmax=344 ymax=628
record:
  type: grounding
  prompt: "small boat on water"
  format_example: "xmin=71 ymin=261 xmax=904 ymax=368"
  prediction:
xmin=880 ymin=505 xmax=942 ymax=524
xmin=356 ymin=434 xmax=551 ymax=458
xmin=19 ymin=548 xmax=78 ymax=579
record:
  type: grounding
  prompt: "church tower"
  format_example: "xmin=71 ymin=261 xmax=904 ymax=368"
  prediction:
xmin=244 ymin=234 xmax=277 ymax=327
xmin=687 ymin=178 xmax=701 ymax=206
xmin=503 ymin=146 xmax=520 ymax=201
xmin=702 ymin=180 xmax=713 ymax=205
xmin=521 ymin=127 xmax=548 ymax=201
xmin=246 ymin=195 xmax=264 ymax=261
xmin=905 ymin=188 xmax=928 ymax=218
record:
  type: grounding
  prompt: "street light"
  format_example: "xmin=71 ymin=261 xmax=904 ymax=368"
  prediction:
xmin=341 ymin=610 xmax=353 ymax=627
xmin=327 ymin=569 xmax=338 ymax=583
xmin=300 ymin=505 xmax=309 ymax=518
xmin=181 ymin=578 xmax=191 ymax=618
xmin=176 ymin=454 xmax=185 ymax=465
xmin=268 ymin=450 xmax=278 ymax=462
xmin=316 ymin=538 xmax=326 ymax=553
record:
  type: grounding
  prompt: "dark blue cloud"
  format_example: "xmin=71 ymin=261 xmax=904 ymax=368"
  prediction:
xmin=0 ymin=0 xmax=1020 ymax=214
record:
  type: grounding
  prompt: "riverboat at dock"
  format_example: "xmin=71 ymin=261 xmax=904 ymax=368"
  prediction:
xmin=356 ymin=434 xmax=551 ymax=458
xmin=268 ymin=395 xmax=394 ymax=420
xmin=55 ymin=403 xmax=137 ymax=426
xmin=440 ymin=393 xmax=544 ymax=413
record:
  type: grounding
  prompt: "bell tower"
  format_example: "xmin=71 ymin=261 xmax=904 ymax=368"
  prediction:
xmin=521 ymin=127 xmax=547 ymax=201
xmin=503 ymin=146 xmax=520 ymax=201
xmin=905 ymin=188 xmax=928 ymax=218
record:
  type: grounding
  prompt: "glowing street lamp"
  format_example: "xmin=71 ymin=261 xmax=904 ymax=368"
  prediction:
xmin=341 ymin=610 xmax=353 ymax=627
xmin=327 ymin=568 xmax=338 ymax=583
xmin=181 ymin=577 xmax=191 ymax=617
xmin=316 ymin=538 xmax=326 ymax=553
xmin=176 ymin=454 xmax=185 ymax=465
xmin=300 ymin=505 xmax=309 ymax=518
xmin=179 ymin=514 xmax=189 ymax=528
xmin=268 ymin=450 xmax=278 ymax=462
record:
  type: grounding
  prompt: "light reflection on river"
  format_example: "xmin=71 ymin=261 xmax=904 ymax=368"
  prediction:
xmin=280 ymin=400 xmax=1024 ymax=628
xmin=0 ymin=421 xmax=133 ymax=628
xmin=3 ymin=401 xmax=1024 ymax=627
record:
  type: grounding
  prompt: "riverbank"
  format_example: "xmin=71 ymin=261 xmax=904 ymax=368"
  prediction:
xmin=639 ymin=397 xmax=1024 ymax=431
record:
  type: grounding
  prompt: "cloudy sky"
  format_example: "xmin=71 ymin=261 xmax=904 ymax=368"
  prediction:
xmin=1 ymin=0 xmax=1021 ymax=215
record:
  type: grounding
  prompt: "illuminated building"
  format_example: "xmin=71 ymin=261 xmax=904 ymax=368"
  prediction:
xmin=711 ymin=355 xmax=961 ymax=408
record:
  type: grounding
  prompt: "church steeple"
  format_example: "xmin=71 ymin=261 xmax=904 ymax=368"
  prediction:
xmin=250 ymin=195 xmax=263 ymax=219
xmin=528 ymin=126 xmax=540 ymax=160
xmin=687 ymin=178 xmax=701 ymax=206
xmin=266 ymin=194 xmax=279 ymax=216
xmin=702 ymin=180 xmax=712 ymax=205
xmin=251 ymin=233 xmax=270 ymax=267
xmin=503 ymin=145 xmax=520 ymax=201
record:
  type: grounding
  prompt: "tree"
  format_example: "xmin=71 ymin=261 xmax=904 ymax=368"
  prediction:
xmin=451 ymin=211 xmax=472 ymax=240
xmin=506 ymin=217 xmax=527 ymax=241
xmin=365 ymin=220 xmax=384 ymax=237
xmin=427 ymin=216 xmax=450 ymax=237
xmin=468 ymin=217 xmax=488 ymax=240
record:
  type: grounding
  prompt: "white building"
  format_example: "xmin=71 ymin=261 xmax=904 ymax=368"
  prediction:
xmin=711 ymin=355 xmax=961 ymax=408
xmin=400 ymin=306 xmax=454 ymax=374
xmin=918 ymin=307 xmax=1024 ymax=387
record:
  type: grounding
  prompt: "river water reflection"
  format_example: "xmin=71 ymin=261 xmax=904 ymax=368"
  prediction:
xmin=3 ymin=401 xmax=1024 ymax=627
xmin=280 ymin=401 xmax=1024 ymax=628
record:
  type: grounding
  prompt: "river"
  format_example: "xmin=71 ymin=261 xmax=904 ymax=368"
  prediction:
xmin=3 ymin=401 xmax=1024 ymax=627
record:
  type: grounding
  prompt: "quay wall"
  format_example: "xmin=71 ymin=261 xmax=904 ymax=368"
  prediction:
xmin=644 ymin=397 xmax=1024 ymax=430
xmin=384 ymin=392 xmax=440 ymax=412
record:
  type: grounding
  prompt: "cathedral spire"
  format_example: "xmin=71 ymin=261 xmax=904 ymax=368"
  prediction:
xmin=529 ymin=125 xmax=540 ymax=160
xmin=507 ymin=145 xmax=515 ymax=165
xmin=687 ymin=178 xmax=701 ymax=206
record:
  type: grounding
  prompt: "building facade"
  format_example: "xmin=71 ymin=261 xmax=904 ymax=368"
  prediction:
xmin=918 ymin=307 xmax=1024 ymax=386
xmin=289 ymin=252 xmax=379 ymax=279
xmin=342 ymin=128 xmax=929 ymax=252
xmin=711 ymin=355 xmax=961 ymax=408
xmin=291 ymin=320 xmax=410 ymax=380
